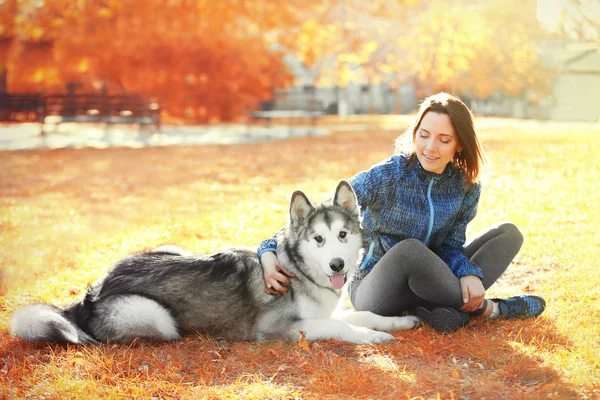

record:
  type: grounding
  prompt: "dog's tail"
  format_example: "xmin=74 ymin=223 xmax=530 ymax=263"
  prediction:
xmin=10 ymin=303 xmax=98 ymax=344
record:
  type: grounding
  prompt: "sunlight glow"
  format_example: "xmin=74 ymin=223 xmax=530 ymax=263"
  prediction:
xmin=362 ymin=354 xmax=416 ymax=382
xmin=537 ymin=0 xmax=567 ymax=29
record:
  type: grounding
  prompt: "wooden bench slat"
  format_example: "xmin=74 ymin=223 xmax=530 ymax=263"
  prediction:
xmin=0 ymin=93 xmax=43 ymax=122
xmin=37 ymin=93 xmax=161 ymax=135
xmin=1 ymin=92 xmax=160 ymax=131
xmin=249 ymin=92 xmax=326 ymax=135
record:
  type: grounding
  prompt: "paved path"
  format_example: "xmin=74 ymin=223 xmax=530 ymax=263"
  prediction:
xmin=0 ymin=123 xmax=329 ymax=151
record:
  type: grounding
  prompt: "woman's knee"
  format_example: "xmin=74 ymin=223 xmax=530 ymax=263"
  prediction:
xmin=497 ymin=222 xmax=524 ymax=249
xmin=388 ymin=238 xmax=427 ymax=255
xmin=383 ymin=238 xmax=443 ymax=275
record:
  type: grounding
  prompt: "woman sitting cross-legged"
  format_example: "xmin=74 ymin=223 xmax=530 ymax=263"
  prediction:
xmin=258 ymin=92 xmax=546 ymax=333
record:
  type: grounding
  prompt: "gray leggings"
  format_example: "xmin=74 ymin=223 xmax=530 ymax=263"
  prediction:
xmin=350 ymin=223 xmax=524 ymax=315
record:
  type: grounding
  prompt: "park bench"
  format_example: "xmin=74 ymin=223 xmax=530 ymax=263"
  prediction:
xmin=40 ymin=93 xmax=161 ymax=135
xmin=0 ymin=93 xmax=44 ymax=122
xmin=248 ymin=90 xmax=326 ymax=134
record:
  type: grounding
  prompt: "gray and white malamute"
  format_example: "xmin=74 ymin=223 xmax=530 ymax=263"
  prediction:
xmin=11 ymin=181 xmax=419 ymax=345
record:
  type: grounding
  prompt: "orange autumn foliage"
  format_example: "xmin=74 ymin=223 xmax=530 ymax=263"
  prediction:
xmin=1 ymin=0 xmax=319 ymax=122
xmin=0 ymin=0 xmax=553 ymax=122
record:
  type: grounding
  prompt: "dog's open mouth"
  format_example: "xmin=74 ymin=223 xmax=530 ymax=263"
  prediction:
xmin=330 ymin=274 xmax=347 ymax=290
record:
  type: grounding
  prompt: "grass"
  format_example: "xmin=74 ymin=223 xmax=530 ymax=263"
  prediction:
xmin=1 ymin=116 xmax=599 ymax=399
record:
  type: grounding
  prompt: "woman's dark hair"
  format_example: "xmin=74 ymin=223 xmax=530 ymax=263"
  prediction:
xmin=396 ymin=92 xmax=486 ymax=184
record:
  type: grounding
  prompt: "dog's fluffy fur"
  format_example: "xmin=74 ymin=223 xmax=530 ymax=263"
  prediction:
xmin=11 ymin=181 xmax=419 ymax=344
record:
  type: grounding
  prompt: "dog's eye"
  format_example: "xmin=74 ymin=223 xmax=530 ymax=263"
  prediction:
xmin=314 ymin=235 xmax=323 ymax=243
xmin=339 ymin=231 xmax=347 ymax=239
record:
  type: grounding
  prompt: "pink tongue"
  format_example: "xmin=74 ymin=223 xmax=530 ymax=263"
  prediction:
xmin=330 ymin=274 xmax=345 ymax=289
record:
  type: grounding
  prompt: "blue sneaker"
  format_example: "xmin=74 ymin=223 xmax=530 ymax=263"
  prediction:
xmin=492 ymin=295 xmax=546 ymax=320
xmin=416 ymin=307 xmax=470 ymax=333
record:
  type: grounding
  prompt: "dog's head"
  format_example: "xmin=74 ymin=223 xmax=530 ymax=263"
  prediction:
xmin=287 ymin=180 xmax=363 ymax=291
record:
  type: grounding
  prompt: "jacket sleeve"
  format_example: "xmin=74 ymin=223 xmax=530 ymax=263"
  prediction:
xmin=435 ymin=183 xmax=483 ymax=279
xmin=349 ymin=159 xmax=386 ymax=209
xmin=257 ymin=232 xmax=279 ymax=259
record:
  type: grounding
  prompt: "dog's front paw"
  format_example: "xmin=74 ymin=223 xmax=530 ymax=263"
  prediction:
xmin=389 ymin=315 xmax=421 ymax=331
xmin=363 ymin=314 xmax=421 ymax=332
xmin=356 ymin=329 xmax=396 ymax=344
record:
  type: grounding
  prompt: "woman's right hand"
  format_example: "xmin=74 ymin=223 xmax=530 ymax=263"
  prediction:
xmin=260 ymin=251 xmax=296 ymax=295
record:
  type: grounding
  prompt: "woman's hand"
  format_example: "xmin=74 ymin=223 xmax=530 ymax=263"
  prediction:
xmin=459 ymin=275 xmax=485 ymax=312
xmin=260 ymin=251 xmax=296 ymax=295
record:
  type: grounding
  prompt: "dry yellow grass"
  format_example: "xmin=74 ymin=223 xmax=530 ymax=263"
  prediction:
xmin=1 ymin=117 xmax=598 ymax=399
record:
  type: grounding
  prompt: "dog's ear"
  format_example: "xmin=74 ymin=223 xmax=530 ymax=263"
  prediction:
xmin=333 ymin=181 xmax=359 ymax=216
xmin=290 ymin=190 xmax=315 ymax=224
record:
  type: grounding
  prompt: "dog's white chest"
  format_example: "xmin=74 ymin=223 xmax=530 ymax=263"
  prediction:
xmin=295 ymin=289 xmax=339 ymax=319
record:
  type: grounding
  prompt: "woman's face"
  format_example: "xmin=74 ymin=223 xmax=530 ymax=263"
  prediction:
xmin=414 ymin=111 xmax=462 ymax=174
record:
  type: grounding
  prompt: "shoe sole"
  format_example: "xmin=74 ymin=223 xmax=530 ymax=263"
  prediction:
xmin=416 ymin=307 xmax=465 ymax=333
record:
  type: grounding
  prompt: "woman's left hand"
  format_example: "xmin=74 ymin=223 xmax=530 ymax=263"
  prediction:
xmin=459 ymin=275 xmax=485 ymax=312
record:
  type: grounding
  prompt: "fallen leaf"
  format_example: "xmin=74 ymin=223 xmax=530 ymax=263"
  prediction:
xmin=298 ymin=330 xmax=310 ymax=352
xmin=451 ymin=369 xmax=463 ymax=379
xmin=523 ymin=285 xmax=534 ymax=293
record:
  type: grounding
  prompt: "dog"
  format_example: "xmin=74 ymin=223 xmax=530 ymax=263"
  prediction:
xmin=11 ymin=181 xmax=420 ymax=344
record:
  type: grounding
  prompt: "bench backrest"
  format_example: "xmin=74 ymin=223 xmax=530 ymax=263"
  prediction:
xmin=0 ymin=93 xmax=43 ymax=111
xmin=42 ymin=94 xmax=160 ymax=117
xmin=262 ymin=94 xmax=324 ymax=112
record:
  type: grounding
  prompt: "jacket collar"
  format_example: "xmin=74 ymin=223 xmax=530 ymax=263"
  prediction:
xmin=414 ymin=159 xmax=455 ymax=181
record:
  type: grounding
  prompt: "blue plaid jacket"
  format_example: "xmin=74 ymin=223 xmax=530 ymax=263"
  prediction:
xmin=257 ymin=154 xmax=483 ymax=281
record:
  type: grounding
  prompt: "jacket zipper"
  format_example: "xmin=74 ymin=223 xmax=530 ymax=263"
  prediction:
xmin=359 ymin=242 xmax=375 ymax=270
xmin=424 ymin=176 xmax=436 ymax=246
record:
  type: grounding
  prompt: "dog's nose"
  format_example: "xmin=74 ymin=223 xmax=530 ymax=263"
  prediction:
xmin=329 ymin=258 xmax=345 ymax=272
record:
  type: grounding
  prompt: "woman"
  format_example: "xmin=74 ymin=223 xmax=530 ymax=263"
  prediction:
xmin=258 ymin=92 xmax=545 ymax=333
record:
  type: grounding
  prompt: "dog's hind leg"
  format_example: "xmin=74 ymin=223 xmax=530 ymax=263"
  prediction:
xmin=89 ymin=295 xmax=181 ymax=343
